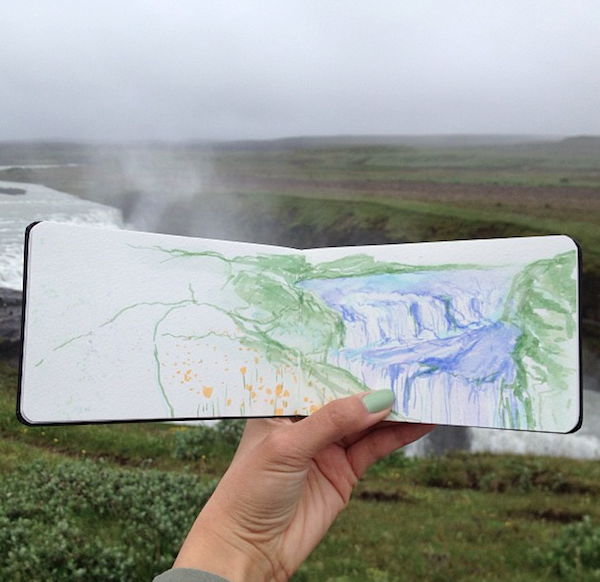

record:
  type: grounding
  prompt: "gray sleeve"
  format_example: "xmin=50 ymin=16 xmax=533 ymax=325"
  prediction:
xmin=152 ymin=568 xmax=232 ymax=582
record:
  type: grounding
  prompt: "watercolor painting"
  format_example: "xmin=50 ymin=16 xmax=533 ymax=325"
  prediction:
xmin=19 ymin=223 xmax=580 ymax=432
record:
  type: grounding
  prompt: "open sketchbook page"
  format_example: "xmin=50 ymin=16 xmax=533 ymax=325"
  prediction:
xmin=19 ymin=223 xmax=580 ymax=432
xmin=300 ymin=237 xmax=580 ymax=433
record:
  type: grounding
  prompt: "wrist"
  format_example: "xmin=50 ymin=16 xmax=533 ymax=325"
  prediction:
xmin=173 ymin=511 xmax=279 ymax=582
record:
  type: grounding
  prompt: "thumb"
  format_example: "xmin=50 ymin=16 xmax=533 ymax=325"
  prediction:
xmin=284 ymin=390 xmax=395 ymax=464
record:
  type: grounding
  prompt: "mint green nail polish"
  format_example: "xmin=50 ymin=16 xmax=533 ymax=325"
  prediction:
xmin=363 ymin=389 xmax=395 ymax=413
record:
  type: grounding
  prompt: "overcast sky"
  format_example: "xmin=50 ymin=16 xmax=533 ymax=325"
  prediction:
xmin=2 ymin=0 xmax=600 ymax=141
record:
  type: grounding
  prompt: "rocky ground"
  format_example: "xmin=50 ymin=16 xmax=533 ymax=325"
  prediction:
xmin=0 ymin=288 xmax=22 ymax=363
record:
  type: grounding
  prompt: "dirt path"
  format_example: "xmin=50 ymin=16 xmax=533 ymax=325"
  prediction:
xmin=215 ymin=176 xmax=600 ymax=216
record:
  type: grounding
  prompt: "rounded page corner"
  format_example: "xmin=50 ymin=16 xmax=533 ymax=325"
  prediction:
xmin=15 ymin=406 xmax=39 ymax=427
xmin=564 ymin=408 xmax=584 ymax=435
xmin=25 ymin=220 xmax=44 ymax=236
xmin=556 ymin=234 xmax=581 ymax=256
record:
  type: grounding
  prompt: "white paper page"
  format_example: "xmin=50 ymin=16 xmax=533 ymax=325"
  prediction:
xmin=20 ymin=222 xmax=304 ymax=423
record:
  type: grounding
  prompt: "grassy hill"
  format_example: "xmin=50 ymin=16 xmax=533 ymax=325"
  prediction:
xmin=1 ymin=138 xmax=600 ymax=580
xmin=1 ymin=361 xmax=600 ymax=581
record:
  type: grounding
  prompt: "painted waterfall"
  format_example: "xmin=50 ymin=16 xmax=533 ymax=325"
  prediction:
xmin=299 ymin=252 xmax=578 ymax=430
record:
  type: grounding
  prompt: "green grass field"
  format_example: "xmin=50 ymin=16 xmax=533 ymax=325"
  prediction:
xmin=1 ymin=137 xmax=600 ymax=580
xmin=2 ymin=361 xmax=600 ymax=581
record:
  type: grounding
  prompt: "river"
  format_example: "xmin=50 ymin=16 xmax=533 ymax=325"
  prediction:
xmin=0 ymin=179 xmax=122 ymax=289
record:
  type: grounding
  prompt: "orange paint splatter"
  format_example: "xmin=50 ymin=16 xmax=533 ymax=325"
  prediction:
xmin=275 ymin=384 xmax=283 ymax=397
xmin=240 ymin=366 xmax=247 ymax=375
xmin=203 ymin=386 xmax=213 ymax=398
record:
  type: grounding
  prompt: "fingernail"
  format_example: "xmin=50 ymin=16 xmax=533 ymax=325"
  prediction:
xmin=362 ymin=389 xmax=395 ymax=413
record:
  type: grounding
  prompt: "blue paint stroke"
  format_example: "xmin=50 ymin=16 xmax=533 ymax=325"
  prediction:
xmin=299 ymin=266 xmax=524 ymax=427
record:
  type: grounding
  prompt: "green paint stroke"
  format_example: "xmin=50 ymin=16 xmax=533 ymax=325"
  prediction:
xmin=307 ymin=253 xmax=486 ymax=281
xmin=500 ymin=250 xmax=578 ymax=428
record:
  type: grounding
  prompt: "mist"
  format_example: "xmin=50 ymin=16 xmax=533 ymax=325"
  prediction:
xmin=110 ymin=148 xmax=211 ymax=233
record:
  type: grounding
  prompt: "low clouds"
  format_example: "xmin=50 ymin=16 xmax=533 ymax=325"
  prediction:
xmin=2 ymin=0 xmax=600 ymax=140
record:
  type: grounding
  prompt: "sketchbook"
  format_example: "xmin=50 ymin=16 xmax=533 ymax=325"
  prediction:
xmin=18 ymin=222 xmax=581 ymax=432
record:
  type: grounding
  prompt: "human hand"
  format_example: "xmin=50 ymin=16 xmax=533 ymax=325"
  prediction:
xmin=173 ymin=390 xmax=434 ymax=582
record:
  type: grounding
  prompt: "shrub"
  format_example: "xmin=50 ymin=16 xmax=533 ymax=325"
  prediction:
xmin=216 ymin=419 xmax=246 ymax=446
xmin=532 ymin=516 xmax=600 ymax=581
xmin=172 ymin=421 xmax=246 ymax=461
xmin=0 ymin=458 xmax=216 ymax=581
xmin=172 ymin=425 xmax=220 ymax=461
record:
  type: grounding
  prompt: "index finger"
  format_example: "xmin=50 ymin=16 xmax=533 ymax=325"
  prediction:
xmin=347 ymin=422 xmax=435 ymax=478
